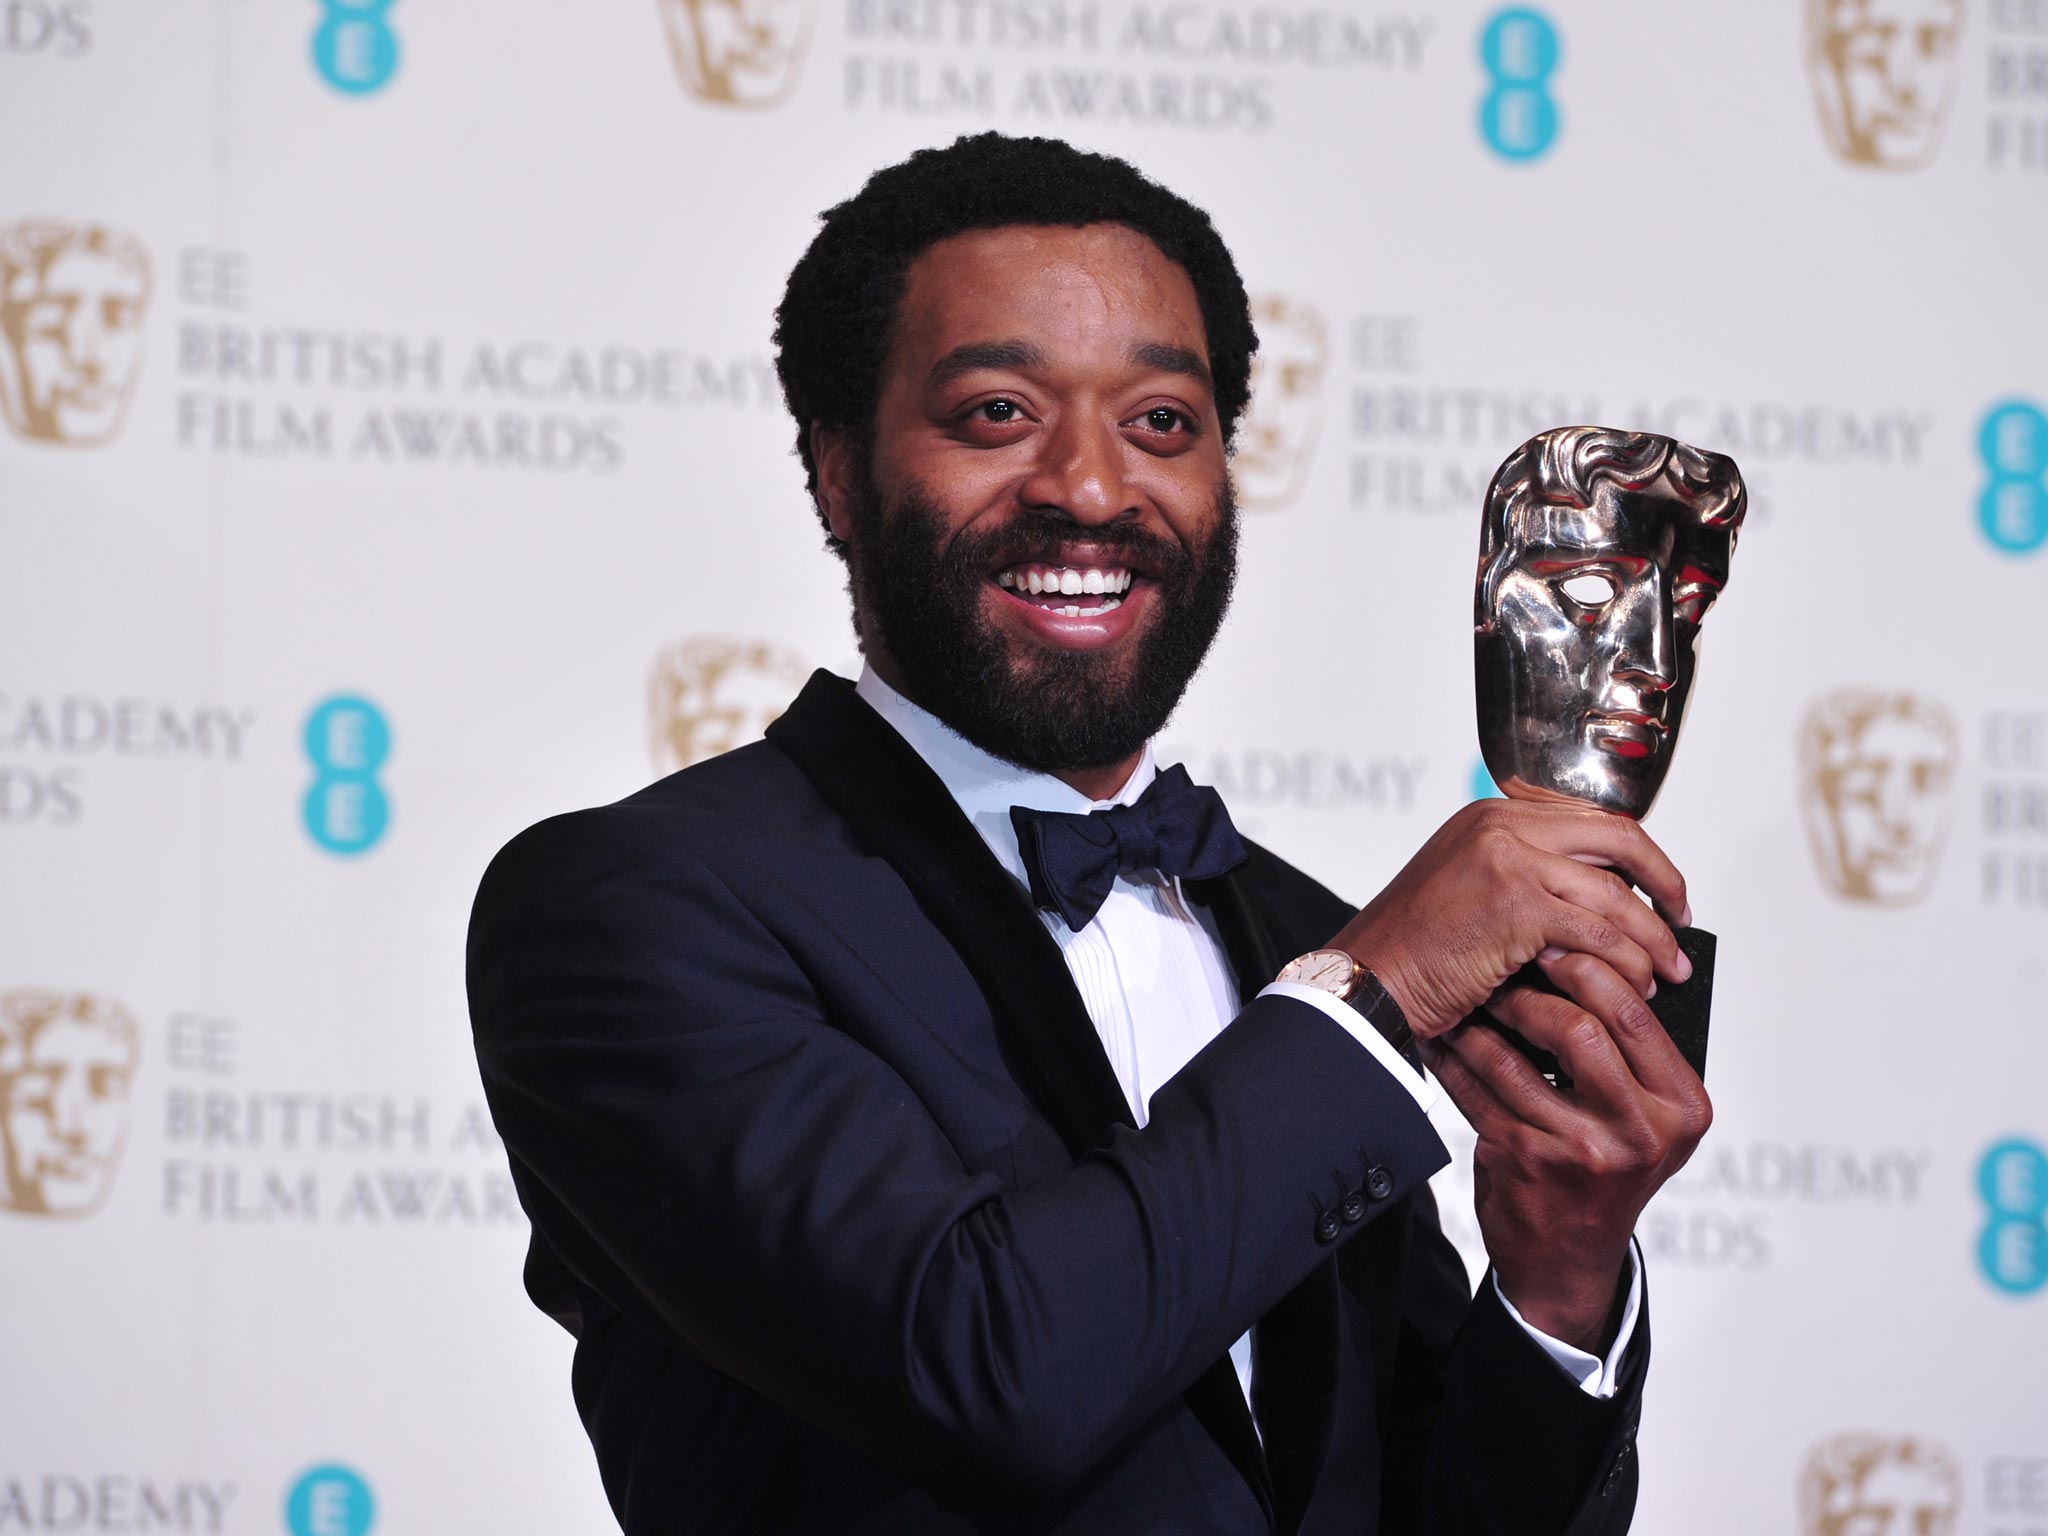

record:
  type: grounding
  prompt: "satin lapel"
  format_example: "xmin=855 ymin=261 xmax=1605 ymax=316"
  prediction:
xmin=768 ymin=675 xmax=1275 ymax=1516
xmin=1189 ymin=866 xmax=1340 ymax=1536
xmin=765 ymin=673 xmax=1131 ymax=1156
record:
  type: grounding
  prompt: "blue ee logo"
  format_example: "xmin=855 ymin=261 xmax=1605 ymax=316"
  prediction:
xmin=1478 ymin=8 xmax=1560 ymax=162
xmin=284 ymin=1464 xmax=376 ymax=1536
xmin=1977 ymin=400 xmax=2048 ymax=555
xmin=1469 ymin=757 xmax=1506 ymax=802
xmin=312 ymin=0 xmax=400 ymax=96
xmin=1976 ymin=1138 xmax=2048 ymax=1296
xmin=302 ymin=695 xmax=390 ymax=856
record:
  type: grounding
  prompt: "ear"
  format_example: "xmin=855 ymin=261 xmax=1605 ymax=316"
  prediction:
xmin=811 ymin=424 xmax=859 ymax=546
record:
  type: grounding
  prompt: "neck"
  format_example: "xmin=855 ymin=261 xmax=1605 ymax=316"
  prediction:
xmin=866 ymin=652 xmax=1146 ymax=803
xmin=1052 ymin=754 xmax=1145 ymax=801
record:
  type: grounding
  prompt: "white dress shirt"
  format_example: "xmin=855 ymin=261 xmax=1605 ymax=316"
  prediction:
xmin=854 ymin=667 xmax=1641 ymax=1412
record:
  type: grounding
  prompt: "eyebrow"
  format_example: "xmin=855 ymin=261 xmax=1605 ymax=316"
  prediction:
xmin=925 ymin=340 xmax=1047 ymax=391
xmin=1130 ymin=342 xmax=1212 ymax=390
xmin=921 ymin=338 xmax=1214 ymax=393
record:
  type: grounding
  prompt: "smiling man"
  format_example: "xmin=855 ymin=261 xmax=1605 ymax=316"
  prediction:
xmin=469 ymin=134 xmax=1711 ymax=1535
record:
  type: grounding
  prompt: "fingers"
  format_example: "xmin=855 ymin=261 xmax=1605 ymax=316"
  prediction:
xmin=1498 ymin=965 xmax=1640 ymax=1116
xmin=1538 ymin=949 xmax=1709 ymax=1108
xmin=1541 ymin=856 xmax=1691 ymax=991
xmin=1506 ymin=806 xmax=1691 ymax=928
xmin=1416 ymin=1029 xmax=1523 ymax=1146
xmin=1439 ymin=1011 xmax=1573 ymax=1132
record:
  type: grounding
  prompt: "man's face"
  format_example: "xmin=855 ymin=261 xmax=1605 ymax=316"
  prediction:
xmin=1477 ymin=480 xmax=1732 ymax=818
xmin=0 ymin=998 xmax=138 ymax=1218
xmin=825 ymin=223 xmax=1237 ymax=775
xmin=1234 ymin=296 xmax=1327 ymax=509
xmin=0 ymin=238 xmax=151 ymax=446
xmin=660 ymin=0 xmax=810 ymax=106
xmin=1802 ymin=697 xmax=1955 ymax=904
xmin=1808 ymin=0 xmax=1963 ymax=167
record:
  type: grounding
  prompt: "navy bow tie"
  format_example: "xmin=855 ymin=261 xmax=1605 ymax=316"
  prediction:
xmin=1010 ymin=764 xmax=1249 ymax=932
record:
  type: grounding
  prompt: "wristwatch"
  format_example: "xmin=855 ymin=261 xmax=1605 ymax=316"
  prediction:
xmin=1274 ymin=949 xmax=1414 ymax=1055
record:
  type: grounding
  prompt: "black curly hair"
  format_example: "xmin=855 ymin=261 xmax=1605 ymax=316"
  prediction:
xmin=773 ymin=132 xmax=1257 ymax=554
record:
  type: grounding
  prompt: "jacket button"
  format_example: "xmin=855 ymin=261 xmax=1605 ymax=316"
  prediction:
xmin=1602 ymin=1440 xmax=1633 ymax=1497
xmin=1339 ymin=1190 xmax=1366 ymax=1224
xmin=1365 ymin=1166 xmax=1394 ymax=1201
xmin=1313 ymin=1210 xmax=1342 ymax=1244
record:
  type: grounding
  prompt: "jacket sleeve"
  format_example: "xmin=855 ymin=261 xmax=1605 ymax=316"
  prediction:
xmin=1379 ymin=1181 xmax=1647 ymax=1533
xmin=467 ymin=806 xmax=1451 ymax=1500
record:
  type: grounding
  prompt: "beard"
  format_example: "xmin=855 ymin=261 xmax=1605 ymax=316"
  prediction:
xmin=843 ymin=470 xmax=1239 ymax=775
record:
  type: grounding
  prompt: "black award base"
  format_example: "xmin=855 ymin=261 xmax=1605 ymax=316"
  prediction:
xmin=1487 ymin=925 xmax=1714 ymax=1087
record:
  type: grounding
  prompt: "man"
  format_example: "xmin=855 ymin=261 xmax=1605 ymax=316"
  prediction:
xmin=469 ymin=133 xmax=1709 ymax=1533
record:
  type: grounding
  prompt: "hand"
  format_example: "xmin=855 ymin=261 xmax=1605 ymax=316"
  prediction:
xmin=1327 ymin=799 xmax=1692 ymax=1041
xmin=1418 ymin=949 xmax=1713 ymax=1352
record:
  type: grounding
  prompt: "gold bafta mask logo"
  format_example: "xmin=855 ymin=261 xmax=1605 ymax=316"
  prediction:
xmin=0 ymin=990 xmax=139 ymax=1219
xmin=649 ymin=636 xmax=808 ymax=775
xmin=1806 ymin=0 xmax=1964 ymax=169
xmin=0 ymin=220 xmax=153 ymax=447
xmin=1234 ymin=295 xmax=1328 ymax=510
xmin=1799 ymin=1434 xmax=1960 ymax=1536
xmin=658 ymin=0 xmax=812 ymax=108
xmin=1800 ymin=691 xmax=1957 ymax=906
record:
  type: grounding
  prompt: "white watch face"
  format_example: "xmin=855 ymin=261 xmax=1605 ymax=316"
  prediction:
xmin=1281 ymin=949 xmax=1356 ymax=995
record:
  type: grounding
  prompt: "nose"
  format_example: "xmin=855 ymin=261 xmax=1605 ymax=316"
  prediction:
xmin=1016 ymin=413 xmax=1135 ymax=527
xmin=49 ymin=1069 xmax=88 ymax=1144
xmin=1610 ymin=578 xmax=1675 ymax=693
xmin=69 ymin=306 xmax=108 ymax=375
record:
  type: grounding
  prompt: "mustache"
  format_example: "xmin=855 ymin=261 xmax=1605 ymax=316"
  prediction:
xmin=943 ymin=509 xmax=1196 ymax=580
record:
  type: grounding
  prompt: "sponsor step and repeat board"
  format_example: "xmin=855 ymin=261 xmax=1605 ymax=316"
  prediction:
xmin=3 ymin=1 xmax=2044 ymax=1532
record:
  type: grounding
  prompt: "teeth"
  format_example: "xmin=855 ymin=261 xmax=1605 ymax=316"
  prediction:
xmin=995 ymin=566 xmax=1134 ymax=597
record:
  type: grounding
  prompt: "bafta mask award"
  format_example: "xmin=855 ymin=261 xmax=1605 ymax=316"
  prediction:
xmin=1475 ymin=426 xmax=1747 ymax=1081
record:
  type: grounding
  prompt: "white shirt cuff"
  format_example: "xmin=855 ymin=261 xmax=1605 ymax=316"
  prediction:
xmin=1491 ymin=1236 xmax=1644 ymax=1399
xmin=1259 ymin=981 xmax=1439 ymax=1115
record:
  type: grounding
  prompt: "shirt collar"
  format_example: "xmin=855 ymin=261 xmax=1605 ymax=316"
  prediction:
xmin=854 ymin=664 xmax=1158 ymax=890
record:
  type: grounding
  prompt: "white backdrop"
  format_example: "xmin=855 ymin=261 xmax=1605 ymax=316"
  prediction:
xmin=4 ymin=2 xmax=2045 ymax=1532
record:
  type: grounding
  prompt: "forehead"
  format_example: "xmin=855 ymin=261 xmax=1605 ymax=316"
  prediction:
xmin=1509 ymin=482 xmax=1733 ymax=573
xmin=1832 ymin=0 xmax=1959 ymax=27
xmin=21 ymin=1017 xmax=135 ymax=1067
xmin=1252 ymin=300 xmax=1325 ymax=356
xmin=1859 ymin=713 xmax=1951 ymax=757
xmin=36 ymin=248 xmax=145 ymax=300
xmin=892 ymin=224 xmax=1208 ymax=371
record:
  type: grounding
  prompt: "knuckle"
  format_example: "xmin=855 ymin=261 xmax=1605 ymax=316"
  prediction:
xmin=1569 ymin=1136 xmax=1613 ymax=1180
xmin=1474 ymin=824 xmax=1520 ymax=870
xmin=1680 ymin=1090 xmax=1715 ymax=1142
xmin=1621 ymin=1122 xmax=1664 ymax=1172
xmin=1578 ymin=918 xmax=1621 ymax=952
xmin=1613 ymin=997 xmax=1659 ymax=1038
xmin=1563 ymin=1015 xmax=1606 ymax=1057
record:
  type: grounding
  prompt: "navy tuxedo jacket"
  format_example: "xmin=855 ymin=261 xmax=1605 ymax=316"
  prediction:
xmin=467 ymin=672 xmax=1646 ymax=1534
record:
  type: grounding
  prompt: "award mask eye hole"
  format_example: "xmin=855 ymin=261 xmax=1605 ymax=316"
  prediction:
xmin=1559 ymin=573 xmax=1616 ymax=607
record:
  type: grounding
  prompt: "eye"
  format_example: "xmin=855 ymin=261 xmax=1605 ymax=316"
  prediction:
xmin=977 ymin=399 xmax=1020 ymax=424
xmin=1559 ymin=573 xmax=1616 ymax=607
xmin=1131 ymin=405 xmax=1197 ymax=439
xmin=1673 ymin=585 xmax=1718 ymax=625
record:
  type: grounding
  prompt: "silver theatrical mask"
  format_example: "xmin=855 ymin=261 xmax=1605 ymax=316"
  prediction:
xmin=1475 ymin=426 xmax=1746 ymax=820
